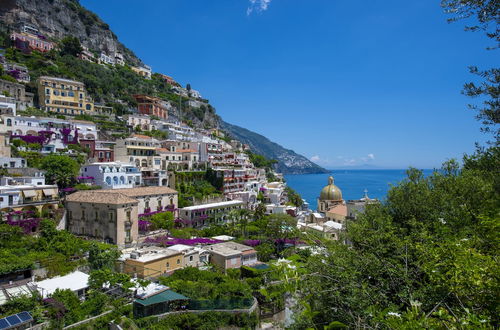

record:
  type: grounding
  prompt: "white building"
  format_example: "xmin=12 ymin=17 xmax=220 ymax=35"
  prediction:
xmin=0 ymin=115 xmax=97 ymax=153
xmin=179 ymin=200 xmax=244 ymax=228
xmin=188 ymin=89 xmax=202 ymax=99
xmin=98 ymin=52 xmax=115 ymax=66
xmin=0 ymin=157 xmax=25 ymax=168
xmin=0 ymin=96 xmax=17 ymax=116
xmin=126 ymin=114 xmax=151 ymax=130
xmin=114 ymin=52 xmax=125 ymax=66
xmin=0 ymin=183 xmax=58 ymax=210
xmin=80 ymin=162 xmax=142 ymax=189
xmin=34 ymin=271 xmax=89 ymax=298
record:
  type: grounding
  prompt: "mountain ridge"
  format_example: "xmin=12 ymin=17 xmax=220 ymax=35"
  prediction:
xmin=221 ymin=121 xmax=328 ymax=174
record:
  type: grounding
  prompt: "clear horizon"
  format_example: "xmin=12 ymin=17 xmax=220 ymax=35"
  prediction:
xmin=81 ymin=0 xmax=495 ymax=169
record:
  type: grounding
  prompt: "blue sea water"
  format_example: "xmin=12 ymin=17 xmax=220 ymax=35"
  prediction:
xmin=285 ymin=169 xmax=434 ymax=210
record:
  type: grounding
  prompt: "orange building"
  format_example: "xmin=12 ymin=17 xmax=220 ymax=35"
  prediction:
xmin=133 ymin=95 xmax=168 ymax=119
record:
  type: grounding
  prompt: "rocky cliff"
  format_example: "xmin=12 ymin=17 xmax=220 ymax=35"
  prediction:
xmin=0 ymin=0 xmax=141 ymax=65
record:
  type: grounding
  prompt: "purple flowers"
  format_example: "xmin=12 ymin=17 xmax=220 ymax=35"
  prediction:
xmin=6 ymin=217 xmax=41 ymax=234
xmin=60 ymin=127 xmax=79 ymax=145
xmin=243 ymin=239 xmax=261 ymax=247
xmin=144 ymin=235 xmax=222 ymax=246
xmin=77 ymin=176 xmax=95 ymax=180
xmin=139 ymin=220 xmax=151 ymax=232
xmin=11 ymin=130 xmax=54 ymax=145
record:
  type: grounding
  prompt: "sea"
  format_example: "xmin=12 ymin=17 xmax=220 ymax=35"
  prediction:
xmin=284 ymin=169 xmax=434 ymax=210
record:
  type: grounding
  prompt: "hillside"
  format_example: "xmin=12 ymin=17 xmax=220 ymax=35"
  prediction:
xmin=0 ymin=0 xmax=325 ymax=174
xmin=221 ymin=121 xmax=328 ymax=174
xmin=0 ymin=0 xmax=141 ymax=65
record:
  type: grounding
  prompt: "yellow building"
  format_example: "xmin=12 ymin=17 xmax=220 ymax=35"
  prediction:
xmin=37 ymin=76 xmax=94 ymax=116
xmin=123 ymin=247 xmax=183 ymax=279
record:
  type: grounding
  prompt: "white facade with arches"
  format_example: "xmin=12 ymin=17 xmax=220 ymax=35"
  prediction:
xmin=81 ymin=162 xmax=142 ymax=189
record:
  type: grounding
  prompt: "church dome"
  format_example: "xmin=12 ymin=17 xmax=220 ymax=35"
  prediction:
xmin=319 ymin=176 xmax=343 ymax=201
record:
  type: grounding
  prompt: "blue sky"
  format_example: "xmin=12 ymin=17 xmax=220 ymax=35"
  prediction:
xmin=81 ymin=0 xmax=496 ymax=169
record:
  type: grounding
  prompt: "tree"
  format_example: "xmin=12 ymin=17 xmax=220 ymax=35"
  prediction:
xmin=292 ymin=154 xmax=499 ymax=328
xmin=59 ymin=36 xmax=83 ymax=57
xmin=441 ymin=0 xmax=499 ymax=140
xmin=39 ymin=154 xmax=80 ymax=187
xmin=88 ymin=243 xmax=120 ymax=271
xmin=265 ymin=214 xmax=298 ymax=240
xmin=149 ymin=211 xmax=174 ymax=230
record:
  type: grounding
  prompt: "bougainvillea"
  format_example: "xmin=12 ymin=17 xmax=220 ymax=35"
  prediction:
xmin=6 ymin=217 xmax=41 ymax=234
xmin=138 ymin=220 xmax=151 ymax=232
xmin=76 ymin=176 xmax=95 ymax=180
xmin=243 ymin=239 xmax=262 ymax=247
xmin=144 ymin=235 xmax=222 ymax=246
xmin=11 ymin=130 xmax=54 ymax=145
xmin=60 ymin=127 xmax=78 ymax=145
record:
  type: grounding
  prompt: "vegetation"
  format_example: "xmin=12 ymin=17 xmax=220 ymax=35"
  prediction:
xmin=138 ymin=311 xmax=258 ymax=330
xmin=39 ymin=154 xmax=80 ymax=187
xmin=292 ymin=152 xmax=499 ymax=328
xmin=285 ymin=186 xmax=303 ymax=207
xmin=176 ymin=175 xmax=222 ymax=208
xmin=441 ymin=0 xmax=499 ymax=140
xmin=159 ymin=267 xmax=253 ymax=300
xmin=58 ymin=36 xmax=83 ymax=57
xmin=0 ymin=219 xmax=119 ymax=281
xmin=1 ymin=41 xmax=216 ymax=125
xmin=246 ymin=150 xmax=277 ymax=170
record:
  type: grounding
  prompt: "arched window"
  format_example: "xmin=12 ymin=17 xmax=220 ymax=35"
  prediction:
xmin=120 ymin=176 xmax=125 ymax=184
xmin=113 ymin=176 xmax=118 ymax=185
xmin=105 ymin=177 xmax=112 ymax=185
xmin=6 ymin=119 xmax=11 ymax=126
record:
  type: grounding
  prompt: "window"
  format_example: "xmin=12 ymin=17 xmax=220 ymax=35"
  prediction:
xmin=126 ymin=229 xmax=131 ymax=240
xmin=61 ymin=92 xmax=66 ymax=97
xmin=45 ymin=88 xmax=50 ymax=95
xmin=95 ymin=211 xmax=98 ymax=220
xmin=108 ymin=211 xmax=114 ymax=221
xmin=79 ymin=93 xmax=83 ymax=99
xmin=86 ymin=104 xmax=91 ymax=110
xmin=177 ymin=259 xmax=180 ymax=265
xmin=81 ymin=210 xmax=85 ymax=219
xmin=126 ymin=210 xmax=131 ymax=221
xmin=68 ymin=91 xmax=74 ymax=97
xmin=166 ymin=262 xmax=170 ymax=268
xmin=189 ymin=255 xmax=193 ymax=261
xmin=145 ymin=200 xmax=149 ymax=209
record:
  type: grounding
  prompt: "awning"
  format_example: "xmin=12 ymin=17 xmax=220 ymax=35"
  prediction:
xmin=42 ymin=189 xmax=57 ymax=196
xmin=21 ymin=190 xmax=36 ymax=198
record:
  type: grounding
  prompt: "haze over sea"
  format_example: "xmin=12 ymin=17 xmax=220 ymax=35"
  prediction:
xmin=285 ymin=169 xmax=434 ymax=210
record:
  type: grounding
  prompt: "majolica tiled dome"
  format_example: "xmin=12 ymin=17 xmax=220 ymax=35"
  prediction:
xmin=319 ymin=176 xmax=343 ymax=201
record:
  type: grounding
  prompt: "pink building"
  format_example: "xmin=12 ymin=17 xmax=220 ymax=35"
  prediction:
xmin=207 ymin=242 xmax=258 ymax=270
xmin=10 ymin=32 xmax=55 ymax=53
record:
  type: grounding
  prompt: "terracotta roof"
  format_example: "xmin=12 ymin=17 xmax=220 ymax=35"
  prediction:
xmin=156 ymin=148 xmax=169 ymax=153
xmin=65 ymin=191 xmax=138 ymax=205
xmin=326 ymin=204 xmax=347 ymax=217
xmin=100 ymin=186 xmax=178 ymax=197
xmin=179 ymin=149 xmax=198 ymax=153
